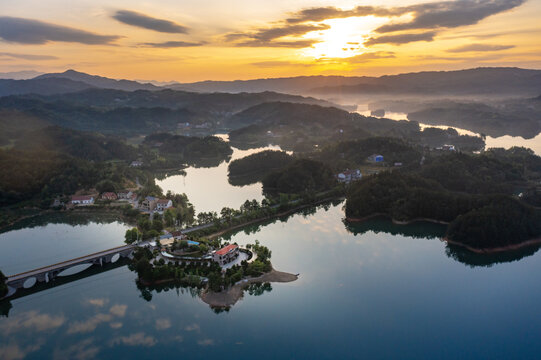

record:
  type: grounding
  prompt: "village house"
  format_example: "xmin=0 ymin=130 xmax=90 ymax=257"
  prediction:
xmin=71 ymin=195 xmax=94 ymax=205
xmin=140 ymin=196 xmax=157 ymax=212
xmin=101 ymin=192 xmax=117 ymax=201
xmin=130 ymin=161 xmax=143 ymax=167
xmin=117 ymin=190 xmax=133 ymax=200
xmin=156 ymin=199 xmax=173 ymax=212
xmin=213 ymin=244 xmax=239 ymax=266
xmin=367 ymin=154 xmax=384 ymax=163
xmin=336 ymin=169 xmax=362 ymax=184
xmin=171 ymin=231 xmax=186 ymax=241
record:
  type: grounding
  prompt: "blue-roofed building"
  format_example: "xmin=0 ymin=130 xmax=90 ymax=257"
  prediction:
xmin=367 ymin=154 xmax=384 ymax=163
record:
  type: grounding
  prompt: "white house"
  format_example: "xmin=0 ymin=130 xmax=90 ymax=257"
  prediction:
xmin=71 ymin=195 xmax=94 ymax=205
xmin=117 ymin=190 xmax=133 ymax=199
xmin=337 ymin=169 xmax=362 ymax=184
xmin=156 ymin=199 xmax=173 ymax=211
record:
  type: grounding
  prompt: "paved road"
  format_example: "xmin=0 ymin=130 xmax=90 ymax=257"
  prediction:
xmin=7 ymin=244 xmax=135 ymax=281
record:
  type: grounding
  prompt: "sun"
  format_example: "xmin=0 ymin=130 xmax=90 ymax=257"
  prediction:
xmin=300 ymin=16 xmax=389 ymax=59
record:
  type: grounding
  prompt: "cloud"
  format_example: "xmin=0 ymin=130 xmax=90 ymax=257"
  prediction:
xmin=155 ymin=318 xmax=171 ymax=330
xmin=250 ymin=60 xmax=316 ymax=68
xmin=0 ymin=52 xmax=57 ymax=60
xmin=342 ymin=51 xmax=396 ymax=63
xmin=226 ymin=23 xmax=329 ymax=48
xmin=233 ymin=39 xmax=319 ymax=48
xmin=138 ymin=40 xmax=205 ymax=48
xmin=447 ymin=43 xmax=515 ymax=52
xmin=67 ymin=313 xmax=113 ymax=334
xmin=53 ymin=339 xmax=100 ymax=360
xmin=112 ymin=10 xmax=188 ymax=34
xmin=111 ymin=332 xmax=157 ymax=347
xmin=86 ymin=298 xmax=108 ymax=307
xmin=375 ymin=0 xmax=526 ymax=33
xmin=184 ymin=323 xmax=200 ymax=332
xmin=0 ymin=17 xmax=120 ymax=45
xmin=0 ymin=311 xmax=66 ymax=335
xmin=365 ymin=31 xmax=436 ymax=45
xmin=109 ymin=305 xmax=127 ymax=317
xmin=286 ymin=6 xmax=404 ymax=23
xmin=0 ymin=342 xmax=43 ymax=360
xmin=197 ymin=339 xmax=215 ymax=346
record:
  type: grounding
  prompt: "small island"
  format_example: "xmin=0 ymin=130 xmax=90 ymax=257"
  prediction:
xmin=129 ymin=238 xmax=298 ymax=309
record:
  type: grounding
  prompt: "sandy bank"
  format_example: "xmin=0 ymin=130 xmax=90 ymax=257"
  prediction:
xmin=200 ymin=268 xmax=298 ymax=308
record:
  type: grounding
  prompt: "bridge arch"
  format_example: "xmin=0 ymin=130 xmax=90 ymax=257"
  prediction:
xmin=23 ymin=277 xmax=37 ymax=289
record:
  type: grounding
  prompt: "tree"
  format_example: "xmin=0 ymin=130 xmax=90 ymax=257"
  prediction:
xmin=0 ymin=270 xmax=7 ymax=298
xmin=124 ymin=228 xmax=140 ymax=244
xmin=151 ymin=218 xmax=163 ymax=232
xmin=164 ymin=209 xmax=175 ymax=227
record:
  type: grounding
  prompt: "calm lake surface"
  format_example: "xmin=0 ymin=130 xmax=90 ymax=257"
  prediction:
xmin=357 ymin=108 xmax=541 ymax=155
xmin=156 ymin=140 xmax=284 ymax=213
xmin=2 ymin=203 xmax=541 ymax=359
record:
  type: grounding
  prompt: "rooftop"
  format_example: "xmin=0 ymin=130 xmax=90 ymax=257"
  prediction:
xmin=215 ymin=244 xmax=238 ymax=256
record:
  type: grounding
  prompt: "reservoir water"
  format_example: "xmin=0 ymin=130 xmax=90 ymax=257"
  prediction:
xmin=1 ymin=202 xmax=541 ymax=359
xmin=156 ymin=141 xmax=283 ymax=213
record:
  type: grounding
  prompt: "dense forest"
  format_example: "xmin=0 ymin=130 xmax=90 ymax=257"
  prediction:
xmin=262 ymin=159 xmax=337 ymax=195
xmin=143 ymin=133 xmax=233 ymax=167
xmin=16 ymin=126 xmax=137 ymax=162
xmin=0 ymin=149 xmax=134 ymax=207
xmin=228 ymin=102 xmax=484 ymax=152
xmin=228 ymin=150 xmax=294 ymax=186
xmin=345 ymin=148 xmax=541 ymax=249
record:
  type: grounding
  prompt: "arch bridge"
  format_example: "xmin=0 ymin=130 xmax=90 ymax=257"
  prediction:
xmin=4 ymin=244 xmax=135 ymax=298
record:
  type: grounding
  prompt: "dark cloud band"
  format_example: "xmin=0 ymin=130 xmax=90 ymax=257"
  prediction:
xmin=0 ymin=17 xmax=120 ymax=45
xmin=112 ymin=10 xmax=189 ymax=34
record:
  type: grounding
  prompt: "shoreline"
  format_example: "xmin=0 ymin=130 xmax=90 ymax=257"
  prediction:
xmin=443 ymin=237 xmax=541 ymax=254
xmin=200 ymin=268 xmax=298 ymax=308
xmin=205 ymin=196 xmax=344 ymax=240
xmin=345 ymin=214 xmax=450 ymax=225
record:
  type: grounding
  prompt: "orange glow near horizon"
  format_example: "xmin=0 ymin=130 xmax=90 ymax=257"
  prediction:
xmin=0 ymin=1 xmax=540 ymax=81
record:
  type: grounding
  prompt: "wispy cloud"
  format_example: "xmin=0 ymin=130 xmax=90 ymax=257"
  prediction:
xmin=110 ymin=332 xmax=157 ymax=347
xmin=0 ymin=17 xmax=120 ymax=45
xmin=225 ymin=23 xmax=329 ymax=48
xmin=138 ymin=40 xmax=205 ymax=48
xmin=250 ymin=60 xmax=316 ymax=68
xmin=365 ymin=32 xmax=436 ymax=45
xmin=112 ymin=10 xmax=189 ymax=34
xmin=342 ymin=51 xmax=396 ymax=63
xmin=446 ymin=43 xmax=515 ymax=52
xmin=0 ymin=52 xmax=58 ymax=60
xmin=375 ymin=0 xmax=526 ymax=33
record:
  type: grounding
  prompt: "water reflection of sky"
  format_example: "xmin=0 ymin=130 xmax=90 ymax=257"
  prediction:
xmin=156 ymin=137 xmax=285 ymax=213
xmin=355 ymin=106 xmax=541 ymax=155
xmin=2 ymin=203 xmax=541 ymax=359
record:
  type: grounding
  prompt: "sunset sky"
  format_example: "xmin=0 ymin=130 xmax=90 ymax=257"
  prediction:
xmin=1 ymin=0 xmax=540 ymax=82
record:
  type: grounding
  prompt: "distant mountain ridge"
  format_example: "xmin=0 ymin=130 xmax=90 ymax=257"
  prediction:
xmin=35 ymin=69 xmax=159 ymax=91
xmin=171 ymin=67 xmax=541 ymax=96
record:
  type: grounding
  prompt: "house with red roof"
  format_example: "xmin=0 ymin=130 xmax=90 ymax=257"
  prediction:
xmin=213 ymin=244 xmax=239 ymax=266
xmin=101 ymin=192 xmax=117 ymax=200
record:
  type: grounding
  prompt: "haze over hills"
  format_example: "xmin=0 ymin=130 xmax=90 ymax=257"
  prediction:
xmin=171 ymin=68 xmax=541 ymax=96
xmin=35 ymin=70 xmax=159 ymax=91
xmin=0 ymin=70 xmax=44 ymax=80
xmin=0 ymin=69 xmax=159 ymax=96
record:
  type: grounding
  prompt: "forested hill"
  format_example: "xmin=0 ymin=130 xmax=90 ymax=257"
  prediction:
xmin=228 ymin=102 xmax=484 ymax=152
xmin=172 ymin=68 xmax=541 ymax=96
xmin=0 ymin=89 xmax=339 ymax=136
